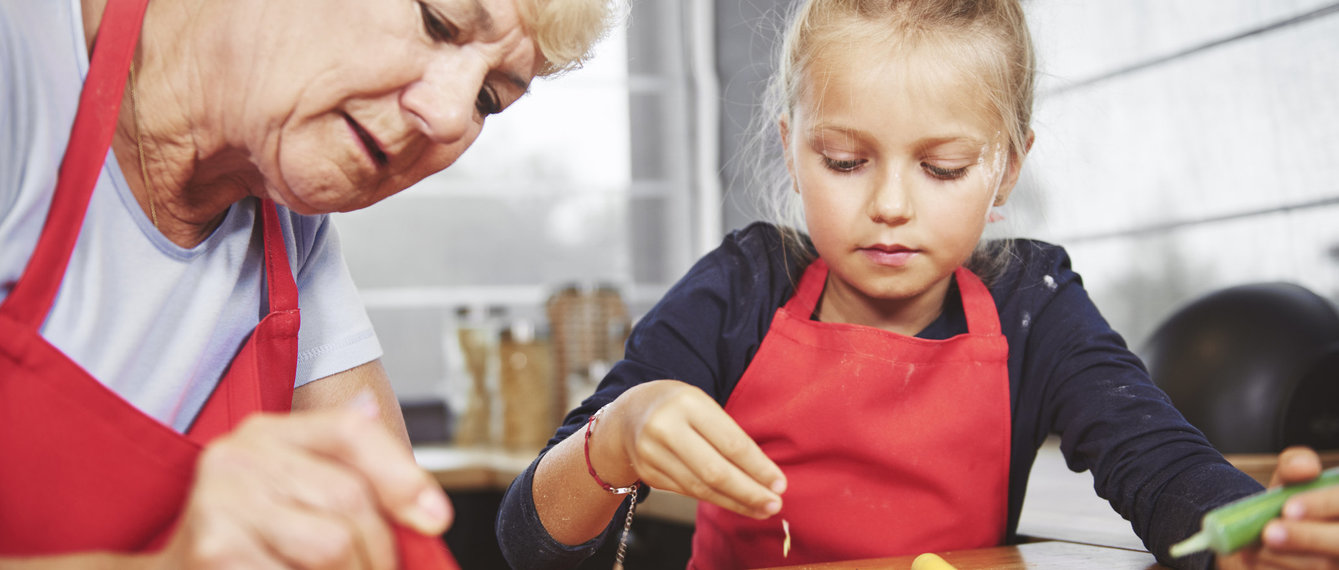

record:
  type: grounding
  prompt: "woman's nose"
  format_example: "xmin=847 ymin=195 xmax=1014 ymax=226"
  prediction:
xmin=401 ymin=57 xmax=485 ymax=145
xmin=868 ymin=170 xmax=912 ymax=224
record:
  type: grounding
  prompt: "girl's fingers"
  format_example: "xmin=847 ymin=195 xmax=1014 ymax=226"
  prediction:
xmin=1269 ymin=446 xmax=1323 ymax=487
xmin=1263 ymin=518 xmax=1339 ymax=558
xmin=637 ymin=455 xmax=769 ymax=519
xmin=685 ymin=407 xmax=788 ymax=495
xmin=1283 ymin=485 xmax=1339 ymax=522
xmin=641 ymin=433 xmax=780 ymax=518
xmin=1243 ymin=545 xmax=1336 ymax=570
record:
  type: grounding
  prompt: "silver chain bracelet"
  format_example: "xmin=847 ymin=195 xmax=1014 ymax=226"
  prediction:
xmin=612 ymin=484 xmax=638 ymax=570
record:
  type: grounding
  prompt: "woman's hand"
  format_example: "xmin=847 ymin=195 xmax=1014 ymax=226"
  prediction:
xmin=1218 ymin=446 xmax=1339 ymax=570
xmin=593 ymin=380 xmax=787 ymax=519
xmin=155 ymin=403 xmax=451 ymax=569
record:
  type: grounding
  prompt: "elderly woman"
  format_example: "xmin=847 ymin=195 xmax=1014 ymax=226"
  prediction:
xmin=0 ymin=0 xmax=612 ymax=567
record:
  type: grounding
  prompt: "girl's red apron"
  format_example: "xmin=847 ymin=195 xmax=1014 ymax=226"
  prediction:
xmin=0 ymin=1 xmax=455 ymax=567
xmin=692 ymin=259 xmax=1012 ymax=569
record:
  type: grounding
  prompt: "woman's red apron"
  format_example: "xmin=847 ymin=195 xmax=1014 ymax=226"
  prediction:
xmin=691 ymin=260 xmax=1012 ymax=569
xmin=0 ymin=1 xmax=455 ymax=567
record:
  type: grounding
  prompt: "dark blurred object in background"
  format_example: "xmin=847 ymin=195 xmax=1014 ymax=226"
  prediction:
xmin=401 ymin=399 xmax=453 ymax=444
xmin=1143 ymin=283 xmax=1339 ymax=454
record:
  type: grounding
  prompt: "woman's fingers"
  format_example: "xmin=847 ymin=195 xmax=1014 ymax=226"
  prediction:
xmin=262 ymin=452 xmax=397 ymax=570
xmin=170 ymin=408 xmax=446 ymax=568
xmin=232 ymin=409 xmax=451 ymax=535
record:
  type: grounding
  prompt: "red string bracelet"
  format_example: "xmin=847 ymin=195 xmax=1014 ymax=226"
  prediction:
xmin=583 ymin=405 xmax=640 ymax=495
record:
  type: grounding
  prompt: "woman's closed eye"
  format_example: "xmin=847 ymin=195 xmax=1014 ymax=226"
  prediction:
xmin=823 ymin=156 xmax=866 ymax=173
xmin=418 ymin=2 xmax=458 ymax=43
xmin=922 ymin=162 xmax=969 ymax=180
xmin=476 ymin=85 xmax=501 ymax=116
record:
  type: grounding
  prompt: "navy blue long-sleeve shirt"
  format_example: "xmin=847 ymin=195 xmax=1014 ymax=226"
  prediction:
xmin=497 ymin=223 xmax=1262 ymax=569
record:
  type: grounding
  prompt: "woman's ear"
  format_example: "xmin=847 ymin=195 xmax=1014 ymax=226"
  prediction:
xmin=994 ymin=129 xmax=1035 ymax=206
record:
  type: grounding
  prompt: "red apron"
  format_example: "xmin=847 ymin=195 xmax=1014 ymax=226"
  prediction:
xmin=691 ymin=260 xmax=1012 ymax=569
xmin=0 ymin=1 xmax=455 ymax=567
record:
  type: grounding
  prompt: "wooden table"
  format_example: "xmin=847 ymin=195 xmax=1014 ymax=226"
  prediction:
xmin=759 ymin=540 xmax=1164 ymax=569
xmin=414 ymin=440 xmax=1338 ymax=566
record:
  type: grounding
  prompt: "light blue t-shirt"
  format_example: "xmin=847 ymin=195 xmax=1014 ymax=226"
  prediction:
xmin=0 ymin=0 xmax=383 ymax=432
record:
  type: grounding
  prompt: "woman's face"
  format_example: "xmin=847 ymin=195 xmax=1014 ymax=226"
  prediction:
xmin=232 ymin=0 xmax=542 ymax=214
xmin=781 ymin=41 xmax=1023 ymax=328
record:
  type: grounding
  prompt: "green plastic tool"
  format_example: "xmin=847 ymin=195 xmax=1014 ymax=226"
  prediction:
xmin=1171 ymin=466 xmax=1339 ymax=558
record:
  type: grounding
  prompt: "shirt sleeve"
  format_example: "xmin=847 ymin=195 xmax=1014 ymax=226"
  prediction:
xmin=1008 ymin=241 xmax=1262 ymax=569
xmin=286 ymin=212 xmax=383 ymax=385
xmin=496 ymin=453 xmax=626 ymax=570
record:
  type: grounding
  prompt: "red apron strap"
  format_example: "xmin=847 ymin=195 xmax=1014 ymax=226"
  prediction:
xmin=0 ymin=0 xmax=150 ymax=327
xmin=781 ymin=257 xmax=828 ymax=316
xmin=955 ymin=266 xmax=1001 ymax=336
xmin=259 ymin=200 xmax=298 ymax=313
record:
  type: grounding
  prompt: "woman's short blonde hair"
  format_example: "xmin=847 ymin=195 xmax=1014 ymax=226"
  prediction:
xmin=516 ymin=0 xmax=620 ymax=77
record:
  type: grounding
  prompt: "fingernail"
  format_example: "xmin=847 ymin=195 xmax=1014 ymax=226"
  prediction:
xmin=407 ymin=488 xmax=449 ymax=533
xmin=1264 ymin=521 xmax=1287 ymax=545
xmin=1283 ymin=500 xmax=1306 ymax=520
xmin=347 ymin=390 xmax=380 ymax=419
xmin=771 ymin=478 xmax=787 ymax=494
xmin=763 ymin=500 xmax=781 ymax=516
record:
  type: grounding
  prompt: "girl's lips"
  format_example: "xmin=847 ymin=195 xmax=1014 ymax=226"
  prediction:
xmin=860 ymin=246 xmax=917 ymax=267
xmin=342 ymin=112 xmax=388 ymax=168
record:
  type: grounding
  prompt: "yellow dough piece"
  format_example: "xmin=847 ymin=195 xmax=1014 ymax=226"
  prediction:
xmin=911 ymin=552 xmax=958 ymax=570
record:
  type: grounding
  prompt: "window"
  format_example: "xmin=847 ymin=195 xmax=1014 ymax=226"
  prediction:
xmin=334 ymin=3 xmax=717 ymax=407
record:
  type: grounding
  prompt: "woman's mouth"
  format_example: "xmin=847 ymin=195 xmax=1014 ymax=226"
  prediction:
xmin=860 ymin=244 xmax=917 ymax=267
xmin=342 ymin=112 xmax=388 ymax=168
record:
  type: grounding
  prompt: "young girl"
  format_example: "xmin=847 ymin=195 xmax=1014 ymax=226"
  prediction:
xmin=497 ymin=1 xmax=1339 ymax=568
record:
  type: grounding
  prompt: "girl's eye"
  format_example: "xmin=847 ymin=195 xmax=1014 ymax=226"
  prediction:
xmin=823 ymin=157 xmax=865 ymax=172
xmin=419 ymin=2 xmax=458 ymax=43
xmin=476 ymin=86 xmax=500 ymax=116
xmin=923 ymin=162 xmax=969 ymax=180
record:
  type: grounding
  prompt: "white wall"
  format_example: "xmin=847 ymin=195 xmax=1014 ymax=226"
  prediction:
xmin=1014 ymin=0 xmax=1339 ymax=350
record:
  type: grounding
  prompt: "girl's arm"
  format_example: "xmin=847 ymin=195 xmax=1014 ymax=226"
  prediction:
xmin=533 ymin=381 xmax=785 ymax=544
xmin=1008 ymin=242 xmax=1260 ymax=568
xmin=496 ymin=223 xmax=798 ymax=570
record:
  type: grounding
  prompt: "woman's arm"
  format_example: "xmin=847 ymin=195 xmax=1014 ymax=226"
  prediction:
xmin=293 ymin=359 xmax=412 ymax=445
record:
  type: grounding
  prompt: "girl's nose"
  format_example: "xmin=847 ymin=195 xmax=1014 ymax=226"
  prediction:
xmin=868 ymin=170 xmax=912 ymax=225
xmin=401 ymin=57 xmax=484 ymax=145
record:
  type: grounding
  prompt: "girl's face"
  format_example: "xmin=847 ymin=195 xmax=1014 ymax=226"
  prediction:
xmin=226 ymin=0 xmax=541 ymax=214
xmin=781 ymin=41 xmax=1025 ymax=331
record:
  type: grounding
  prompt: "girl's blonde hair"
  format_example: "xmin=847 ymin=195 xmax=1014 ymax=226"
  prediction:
xmin=754 ymin=0 xmax=1035 ymax=282
xmin=516 ymin=0 xmax=621 ymax=77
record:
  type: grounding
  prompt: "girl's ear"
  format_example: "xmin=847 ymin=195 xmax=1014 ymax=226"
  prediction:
xmin=993 ymin=129 xmax=1035 ymax=206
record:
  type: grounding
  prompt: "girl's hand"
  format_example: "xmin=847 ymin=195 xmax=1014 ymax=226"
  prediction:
xmin=155 ymin=407 xmax=451 ymax=569
xmin=594 ymin=380 xmax=787 ymax=519
xmin=1218 ymin=446 xmax=1339 ymax=570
